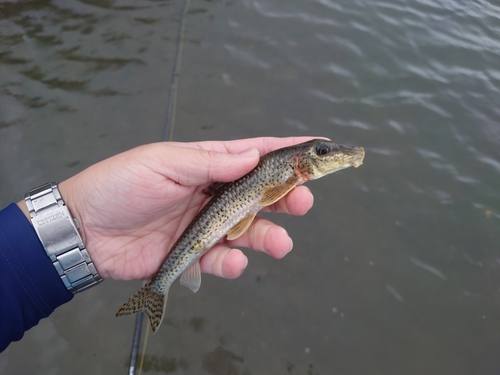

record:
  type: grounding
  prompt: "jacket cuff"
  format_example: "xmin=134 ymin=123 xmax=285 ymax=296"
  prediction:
xmin=0 ymin=203 xmax=73 ymax=352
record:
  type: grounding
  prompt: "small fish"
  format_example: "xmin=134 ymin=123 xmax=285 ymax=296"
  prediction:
xmin=116 ymin=139 xmax=365 ymax=332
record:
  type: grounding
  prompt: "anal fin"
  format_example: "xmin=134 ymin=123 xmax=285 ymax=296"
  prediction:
xmin=180 ymin=260 xmax=202 ymax=293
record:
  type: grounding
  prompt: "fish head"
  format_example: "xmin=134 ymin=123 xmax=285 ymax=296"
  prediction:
xmin=297 ymin=139 xmax=365 ymax=180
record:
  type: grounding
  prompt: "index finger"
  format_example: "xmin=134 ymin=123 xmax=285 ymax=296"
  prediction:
xmin=170 ymin=136 xmax=330 ymax=156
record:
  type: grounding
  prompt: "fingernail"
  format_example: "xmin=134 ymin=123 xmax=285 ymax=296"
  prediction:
xmin=235 ymin=148 xmax=258 ymax=158
xmin=308 ymin=193 xmax=314 ymax=211
xmin=240 ymin=256 xmax=249 ymax=274
xmin=277 ymin=228 xmax=293 ymax=259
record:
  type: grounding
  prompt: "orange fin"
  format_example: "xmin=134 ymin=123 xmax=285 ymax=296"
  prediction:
xmin=227 ymin=212 xmax=257 ymax=240
xmin=258 ymin=175 xmax=299 ymax=207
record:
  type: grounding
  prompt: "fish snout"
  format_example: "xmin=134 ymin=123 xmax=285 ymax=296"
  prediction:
xmin=338 ymin=144 xmax=365 ymax=168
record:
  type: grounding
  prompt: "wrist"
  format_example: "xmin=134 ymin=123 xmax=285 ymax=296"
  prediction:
xmin=58 ymin=179 xmax=86 ymax=242
xmin=58 ymin=178 xmax=106 ymax=276
xmin=16 ymin=198 xmax=31 ymax=222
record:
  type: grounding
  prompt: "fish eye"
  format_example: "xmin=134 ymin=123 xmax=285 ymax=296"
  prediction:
xmin=315 ymin=143 xmax=331 ymax=155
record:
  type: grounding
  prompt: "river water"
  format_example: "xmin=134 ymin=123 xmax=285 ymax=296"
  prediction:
xmin=1 ymin=0 xmax=500 ymax=374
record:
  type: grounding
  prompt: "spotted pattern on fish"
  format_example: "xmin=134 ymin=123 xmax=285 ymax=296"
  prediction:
xmin=116 ymin=139 xmax=365 ymax=332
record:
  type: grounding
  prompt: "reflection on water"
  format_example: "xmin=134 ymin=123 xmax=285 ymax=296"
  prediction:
xmin=2 ymin=0 xmax=500 ymax=373
xmin=130 ymin=354 xmax=189 ymax=373
xmin=202 ymin=346 xmax=248 ymax=375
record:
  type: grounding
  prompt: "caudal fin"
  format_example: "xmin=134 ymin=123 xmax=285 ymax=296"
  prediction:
xmin=116 ymin=282 xmax=169 ymax=333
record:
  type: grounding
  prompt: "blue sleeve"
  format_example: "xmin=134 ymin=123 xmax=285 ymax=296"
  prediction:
xmin=0 ymin=203 xmax=73 ymax=352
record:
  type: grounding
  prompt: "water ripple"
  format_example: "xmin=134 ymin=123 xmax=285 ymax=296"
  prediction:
xmin=330 ymin=118 xmax=372 ymax=130
xmin=478 ymin=156 xmax=500 ymax=174
xmin=324 ymin=63 xmax=355 ymax=78
xmin=427 ymin=27 xmax=500 ymax=55
xmin=251 ymin=1 xmax=340 ymax=27
xmin=306 ymin=88 xmax=343 ymax=103
xmin=315 ymin=34 xmax=365 ymax=58
xmin=369 ymin=147 xmax=400 ymax=157
xmin=374 ymin=1 xmax=443 ymax=20
xmin=371 ymin=90 xmax=452 ymax=117
xmin=387 ymin=120 xmax=411 ymax=134
xmin=404 ymin=63 xmax=449 ymax=84
xmin=224 ymin=44 xmax=270 ymax=69
xmin=385 ymin=284 xmax=404 ymax=302
xmin=429 ymin=60 xmax=500 ymax=93
xmin=417 ymin=148 xmax=479 ymax=184
xmin=410 ymin=257 xmax=447 ymax=280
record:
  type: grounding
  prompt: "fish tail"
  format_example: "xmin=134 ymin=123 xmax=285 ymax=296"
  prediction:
xmin=116 ymin=281 xmax=169 ymax=333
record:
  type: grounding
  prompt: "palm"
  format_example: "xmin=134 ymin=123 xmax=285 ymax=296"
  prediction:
xmin=91 ymin=187 xmax=210 ymax=281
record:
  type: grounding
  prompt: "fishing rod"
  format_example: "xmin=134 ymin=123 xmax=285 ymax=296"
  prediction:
xmin=127 ymin=0 xmax=191 ymax=373
xmin=163 ymin=0 xmax=191 ymax=142
xmin=127 ymin=285 xmax=145 ymax=375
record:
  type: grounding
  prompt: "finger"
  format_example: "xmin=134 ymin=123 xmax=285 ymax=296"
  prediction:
xmin=262 ymin=185 xmax=314 ymax=216
xmin=227 ymin=217 xmax=293 ymax=259
xmin=200 ymin=245 xmax=248 ymax=279
xmin=152 ymin=144 xmax=260 ymax=186
xmin=171 ymin=136 xmax=330 ymax=157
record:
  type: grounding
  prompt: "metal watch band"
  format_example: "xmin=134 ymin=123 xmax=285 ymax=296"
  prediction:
xmin=25 ymin=182 xmax=103 ymax=293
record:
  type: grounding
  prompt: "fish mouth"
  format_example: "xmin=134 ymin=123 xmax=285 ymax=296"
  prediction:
xmin=350 ymin=147 xmax=365 ymax=168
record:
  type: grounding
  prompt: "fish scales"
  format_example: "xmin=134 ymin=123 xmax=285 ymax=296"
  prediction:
xmin=155 ymin=147 xmax=298 ymax=278
xmin=116 ymin=139 xmax=365 ymax=332
xmin=152 ymin=149 xmax=297 ymax=290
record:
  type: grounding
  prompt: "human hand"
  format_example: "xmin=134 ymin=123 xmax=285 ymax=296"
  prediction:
xmin=25 ymin=137 xmax=316 ymax=281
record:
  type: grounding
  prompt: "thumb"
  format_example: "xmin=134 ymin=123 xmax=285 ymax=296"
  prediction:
xmin=160 ymin=145 xmax=260 ymax=186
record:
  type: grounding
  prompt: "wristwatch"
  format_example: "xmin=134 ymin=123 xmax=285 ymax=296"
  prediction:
xmin=25 ymin=182 xmax=103 ymax=293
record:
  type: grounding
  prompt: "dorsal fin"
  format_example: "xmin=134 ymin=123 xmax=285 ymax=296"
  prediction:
xmin=202 ymin=182 xmax=226 ymax=196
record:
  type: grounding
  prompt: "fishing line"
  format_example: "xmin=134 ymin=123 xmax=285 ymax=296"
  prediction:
xmin=137 ymin=319 xmax=150 ymax=375
xmin=129 ymin=0 xmax=191 ymax=373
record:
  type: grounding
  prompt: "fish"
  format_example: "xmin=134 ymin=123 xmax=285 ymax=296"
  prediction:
xmin=116 ymin=139 xmax=365 ymax=332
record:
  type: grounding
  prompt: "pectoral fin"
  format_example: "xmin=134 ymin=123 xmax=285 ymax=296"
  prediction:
xmin=227 ymin=212 xmax=257 ymax=240
xmin=258 ymin=175 xmax=300 ymax=207
xmin=180 ymin=260 xmax=201 ymax=293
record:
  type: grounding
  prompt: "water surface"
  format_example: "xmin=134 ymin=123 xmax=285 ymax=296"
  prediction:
xmin=1 ymin=0 xmax=500 ymax=374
